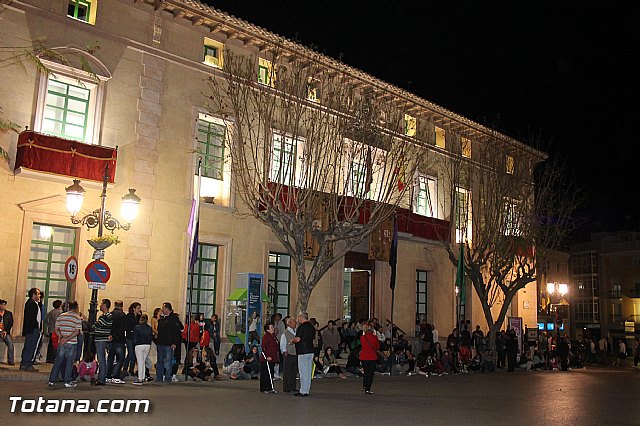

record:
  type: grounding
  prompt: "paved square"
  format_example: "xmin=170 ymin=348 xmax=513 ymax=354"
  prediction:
xmin=1 ymin=367 xmax=638 ymax=425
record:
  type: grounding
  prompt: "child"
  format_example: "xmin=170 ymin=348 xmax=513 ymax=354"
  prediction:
xmin=78 ymin=351 xmax=98 ymax=385
xmin=185 ymin=347 xmax=204 ymax=381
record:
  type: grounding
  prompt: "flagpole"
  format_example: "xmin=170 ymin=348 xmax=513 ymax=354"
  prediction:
xmin=389 ymin=214 xmax=398 ymax=346
xmin=186 ymin=158 xmax=202 ymax=371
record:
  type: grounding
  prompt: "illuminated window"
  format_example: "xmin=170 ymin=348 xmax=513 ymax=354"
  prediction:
xmin=503 ymin=199 xmax=520 ymax=236
xmin=414 ymin=175 xmax=437 ymax=217
xmin=203 ymin=38 xmax=224 ymax=68
xmin=270 ymin=132 xmax=297 ymax=185
xmin=461 ymin=138 xmax=471 ymax=158
xmin=258 ymin=58 xmax=275 ymax=87
xmin=196 ymin=115 xmax=225 ymax=180
xmin=67 ymin=0 xmax=97 ymax=25
xmin=29 ymin=224 xmax=76 ymax=314
xmin=506 ymin=155 xmax=514 ymax=174
xmin=268 ymin=252 xmax=291 ymax=317
xmin=404 ymin=114 xmax=416 ymax=137
xmin=455 ymin=187 xmax=472 ymax=243
xmin=435 ymin=126 xmax=445 ymax=149
xmin=348 ymin=160 xmax=369 ymax=198
xmin=41 ymin=76 xmax=96 ymax=143
xmin=307 ymin=77 xmax=320 ymax=102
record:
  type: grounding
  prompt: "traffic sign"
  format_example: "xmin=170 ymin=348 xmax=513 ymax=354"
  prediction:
xmin=84 ymin=260 xmax=111 ymax=284
xmin=64 ymin=256 xmax=78 ymax=282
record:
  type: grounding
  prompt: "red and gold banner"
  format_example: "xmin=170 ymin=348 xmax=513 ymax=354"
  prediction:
xmin=15 ymin=131 xmax=117 ymax=183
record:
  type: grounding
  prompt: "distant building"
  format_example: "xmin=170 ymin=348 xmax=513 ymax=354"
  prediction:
xmin=570 ymin=232 xmax=640 ymax=341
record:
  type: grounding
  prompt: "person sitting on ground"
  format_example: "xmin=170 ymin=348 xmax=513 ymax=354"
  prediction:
xmin=78 ymin=350 xmax=98 ymax=384
xmin=468 ymin=354 xmax=482 ymax=372
xmin=244 ymin=345 xmax=260 ymax=379
xmin=322 ymin=347 xmax=347 ymax=379
xmin=201 ymin=346 xmax=220 ymax=381
xmin=185 ymin=347 xmax=205 ymax=381
xmin=416 ymin=350 xmax=436 ymax=376
xmin=346 ymin=346 xmax=364 ymax=377
xmin=481 ymin=349 xmax=496 ymax=372
xmin=223 ymin=344 xmax=250 ymax=380
xmin=528 ymin=351 xmax=545 ymax=370
xmin=442 ymin=349 xmax=454 ymax=374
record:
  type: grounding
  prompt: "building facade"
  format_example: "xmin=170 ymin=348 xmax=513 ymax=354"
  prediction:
xmin=0 ymin=0 xmax=539 ymax=351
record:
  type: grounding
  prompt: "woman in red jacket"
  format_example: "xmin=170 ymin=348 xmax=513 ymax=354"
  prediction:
xmin=260 ymin=322 xmax=279 ymax=394
xmin=359 ymin=322 xmax=380 ymax=394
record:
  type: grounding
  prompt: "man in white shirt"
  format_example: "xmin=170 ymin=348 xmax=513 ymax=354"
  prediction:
xmin=280 ymin=317 xmax=297 ymax=393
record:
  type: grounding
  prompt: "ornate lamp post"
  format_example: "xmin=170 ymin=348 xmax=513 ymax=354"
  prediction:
xmin=65 ymin=164 xmax=140 ymax=327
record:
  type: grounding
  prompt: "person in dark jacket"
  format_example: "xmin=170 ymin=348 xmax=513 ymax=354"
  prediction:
xmin=506 ymin=330 xmax=519 ymax=372
xmin=132 ymin=314 xmax=153 ymax=385
xmin=0 ymin=299 xmax=15 ymax=365
xmin=207 ymin=314 xmax=221 ymax=355
xmin=20 ymin=288 xmax=42 ymax=372
xmin=557 ymin=335 xmax=571 ymax=371
xmin=107 ymin=300 xmax=126 ymax=383
xmin=260 ymin=322 xmax=279 ymax=393
xmin=446 ymin=328 xmax=461 ymax=374
xmin=291 ymin=312 xmax=315 ymax=397
xmin=125 ymin=302 xmax=142 ymax=377
xmin=496 ymin=330 xmax=507 ymax=368
xmin=156 ymin=302 xmax=182 ymax=383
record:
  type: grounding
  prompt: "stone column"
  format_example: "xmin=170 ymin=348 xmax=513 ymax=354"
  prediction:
xmin=123 ymin=53 xmax=165 ymax=309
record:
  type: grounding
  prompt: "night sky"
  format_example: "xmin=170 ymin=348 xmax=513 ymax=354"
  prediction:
xmin=208 ymin=1 xmax=640 ymax=237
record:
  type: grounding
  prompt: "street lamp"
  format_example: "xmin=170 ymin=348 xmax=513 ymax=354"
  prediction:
xmin=547 ymin=282 xmax=569 ymax=340
xmin=65 ymin=164 xmax=140 ymax=328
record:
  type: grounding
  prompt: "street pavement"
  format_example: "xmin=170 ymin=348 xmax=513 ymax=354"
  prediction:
xmin=1 ymin=366 xmax=638 ymax=425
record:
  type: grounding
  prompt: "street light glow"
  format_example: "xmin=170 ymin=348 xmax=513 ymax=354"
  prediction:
xmin=547 ymin=282 xmax=555 ymax=294
xmin=558 ymin=283 xmax=568 ymax=295
xmin=65 ymin=179 xmax=86 ymax=216
xmin=121 ymin=188 xmax=141 ymax=223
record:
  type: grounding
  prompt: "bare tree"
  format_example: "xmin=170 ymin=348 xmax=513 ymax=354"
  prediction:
xmin=206 ymin=46 xmax=428 ymax=312
xmin=438 ymin=130 xmax=580 ymax=350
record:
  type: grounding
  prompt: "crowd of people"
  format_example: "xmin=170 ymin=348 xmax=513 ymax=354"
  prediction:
xmin=3 ymin=289 xmax=640 ymax=393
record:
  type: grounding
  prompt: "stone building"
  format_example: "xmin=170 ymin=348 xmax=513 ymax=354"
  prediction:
xmin=0 ymin=0 xmax=540 ymax=357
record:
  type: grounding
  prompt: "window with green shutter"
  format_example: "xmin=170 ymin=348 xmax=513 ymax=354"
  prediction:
xmin=196 ymin=118 xmax=225 ymax=180
xmin=28 ymin=224 xmax=76 ymax=314
xmin=268 ymin=252 xmax=291 ymax=317
xmin=187 ymin=244 xmax=218 ymax=318
xmin=68 ymin=0 xmax=96 ymax=24
xmin=42 ymin=77 xmax=90 ymax=142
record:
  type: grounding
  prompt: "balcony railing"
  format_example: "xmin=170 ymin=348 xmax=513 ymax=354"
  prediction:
xmin=14 ymin=131 xmax=117 ymax=183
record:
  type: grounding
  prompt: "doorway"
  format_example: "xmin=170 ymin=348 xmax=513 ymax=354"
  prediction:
xmin=343 ymin=251 xmax=375 ymax=322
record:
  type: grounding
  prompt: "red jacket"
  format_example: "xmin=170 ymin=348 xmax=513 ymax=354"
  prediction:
xmin=260 ymin=332 xmax=280 ymax=363
xmin=360 ymin=332 xmax=380 ymax=361
xmin=181 ymin=322 xmax=200 ymax=343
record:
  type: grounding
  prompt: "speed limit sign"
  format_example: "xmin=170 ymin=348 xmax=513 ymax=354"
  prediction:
xmin=64 ymin=256 xmax=78 ymax=282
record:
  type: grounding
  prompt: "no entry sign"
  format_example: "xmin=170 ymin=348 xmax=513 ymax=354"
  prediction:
xmin=85 ymin=260 xmax=111 ymax=284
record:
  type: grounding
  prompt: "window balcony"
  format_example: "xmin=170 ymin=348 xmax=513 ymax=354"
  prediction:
xmin=14 ymin=130 xmax=117 ymax=183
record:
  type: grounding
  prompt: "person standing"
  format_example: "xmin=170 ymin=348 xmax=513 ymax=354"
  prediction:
xmin=290 ymin=311 xmax=314 ymax=397
xmin=132 ymin=314 xmax=153 ymax=386
xmin=272 ymin=313 xmax=285 ymax=379
xmin=322 ymin=321 xmax=341 ymax=358
xmin=260 ymin=322 xmax=279 ymax=393
xmin=156 ymin=302 xmax=182 ymax=383
xmin=208 ymin=313 xmax=221 ymax=356
xmin=0 ymin=299 xmax=15 ymax=365
xmin=124 ymin=302 xmax=142 ymax=377
xmin=496 ymin=330 xmax=507 ymax=368
xmin=360 ymin=322 xmax=379 ymax=394
xmin=431 ymin=324 xmax=439 ymax=347
xmin=506 ymin=330 xmax=519 ymax=372
xmin=280 ymin=317 xmax=297 ymax=393
xmin=107 ymin=300 xmax=126 ymax=383
xmin=47 ymin=301 xmax=82 ymax=388
xmin=45 ymin=300 xmax=63 ymax=363
xmin=20 ymin=288 xmax=42 ymax=372
xmin=93 ymin=299 xmax=113 ymax=386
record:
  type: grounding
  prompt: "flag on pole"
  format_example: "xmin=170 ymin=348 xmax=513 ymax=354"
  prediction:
xmin=389 ymin=215 xmax=398 ymax=290
xmin=456 ymin=242 xmax=466 ymax=304
xmin=188 ymin=159 xmax=202 ymax=269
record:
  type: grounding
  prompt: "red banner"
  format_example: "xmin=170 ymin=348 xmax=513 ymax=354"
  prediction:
xmin=14 ymin=131 xmax=117 ymax=183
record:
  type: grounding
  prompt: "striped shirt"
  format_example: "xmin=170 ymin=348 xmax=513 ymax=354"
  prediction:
xmin=55 ymin=311 xmax=82 ymax=344
xmin=93 ymin=311 xmax=113 ymax=342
